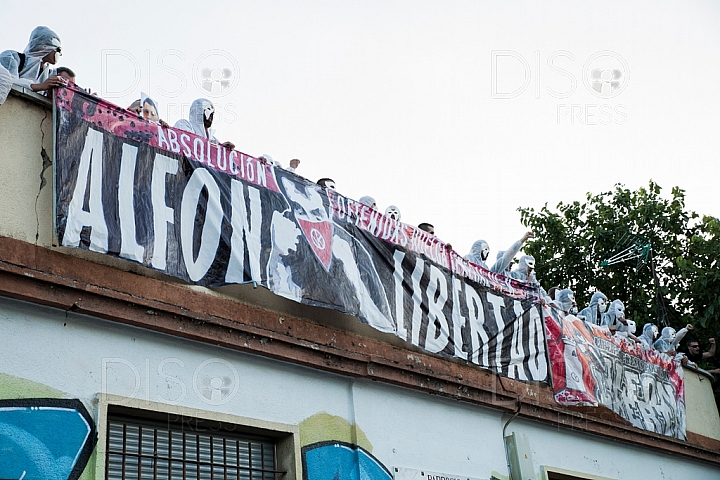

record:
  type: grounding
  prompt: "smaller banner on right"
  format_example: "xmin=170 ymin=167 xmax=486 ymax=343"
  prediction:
xmin=544 ymin=308 xmax=686 ymax=440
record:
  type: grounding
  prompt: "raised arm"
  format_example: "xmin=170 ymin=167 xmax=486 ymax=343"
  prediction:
xmin=704 ymin=338 xmax=716 ymax=359
xmin=491 ymin=231 xmax=534 ymax=273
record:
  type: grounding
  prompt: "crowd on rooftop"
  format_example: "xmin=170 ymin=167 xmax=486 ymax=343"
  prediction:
xmin=1 ymin=27 xmax=717 ymax=377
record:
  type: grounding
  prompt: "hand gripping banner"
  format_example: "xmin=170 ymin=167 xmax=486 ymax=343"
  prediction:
xmin=54 ymin=86 xmax=549 ymax=383
xmin=544 ymin=308 xmax=686 ymax=439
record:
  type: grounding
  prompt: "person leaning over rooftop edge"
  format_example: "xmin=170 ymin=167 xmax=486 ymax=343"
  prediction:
xmin=491 ymin=231 xmax=534 ymax=274
xmin=384 ymin=205 xmax=401 ymax=221
xmin=359 ymin=196 xmax=377 ymax=210
xmin=684 ymin=336 xmax=716 ymax=364
xmin=174 ymin=98 xmax=235 ymax=151
xmin=317 ymin=178 xmax=336 ymax=190
xmin=681 ymin=337 xmax=720 ymax=374
xmin=287 ymin=158 xmax=300 ymax=173
xmin=577 ymin=291 xmax=608 ymax=325
xmin=417 ymin=223 xmax=453 ymax=251
xmin=127 ymin=99 xmax=142 ymax=116
xmin=0 ymin=26 xmax=66 ymax=93
xmin=140 ymin=95 xmax=170 ymax=127
xmin=55 ymin=66 xmax=75 ymax=83
xmin=143 ymin=98 xmax=159 ymax=121
xmin=418 ymin=223 xmax=434 ymax=235
xmin=466 ymin=231 xmax=533 ymax=273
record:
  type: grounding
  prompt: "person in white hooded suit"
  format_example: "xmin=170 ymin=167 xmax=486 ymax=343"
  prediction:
xmin=174 ymin=98 xmax=235 ymax=150
xmin=384 ymin=205 xmax=401 ymax=221
xmin=465 ymin=231 xmax=534 ymax=273
xmin=510 ymin=254 xmax=551 ymax=303
xmin=510 ymin=255 xmax=539 ymax=283
xmin=616 ymin=319 xmax=639 ymax=342
xmin=653 ymin=324 xmax=692 ymax=355
xmin=577 ymin=291 xmax=608 ymax=326
xmin=465 ymin=240 xmax=490 ymax=268
xmin=637 ymin=323 xmax=659 ymax=348
xmin=0 ymin=26 xmax=66 ymax=94
xmin=359 ymin=196 xmax=377 ymax=209
xmin=601 ymin=299 xmax=628 ymax=331
xmin=555 ymin=288 xmax=578 ymax=315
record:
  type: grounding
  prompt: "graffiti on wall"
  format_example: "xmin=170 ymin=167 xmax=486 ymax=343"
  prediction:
xmin=301 ymin=413 xmax=393 ymax=480
xmin=303 ymin=441 xmax=393 ymax=480
xmin=0 ymin=398 xmax=97 ymax=480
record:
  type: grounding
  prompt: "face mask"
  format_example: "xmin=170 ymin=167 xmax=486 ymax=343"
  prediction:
xmin=526 ymin=259 xmax=535 ymax=270
xmin=626 ymin=320 xmax=636 ymax=334
xmin=385 ymin=207 xmax=400 ymax=221
xmin=324 ymin=181 xmax=336 ymax=190
xmin=203 ymin=104 xmax=215 ymax=121
xmin=597 ymin=299 xmax=607 ymax=313
xmin=570 ymin=306 xmax=578 ymax=315
xmin=481 ymin=247 xmax=489 ymax=261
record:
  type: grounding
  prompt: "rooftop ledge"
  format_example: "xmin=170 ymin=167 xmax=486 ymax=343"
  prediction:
xmin=1 ymin=86 xmax=719 ymax=465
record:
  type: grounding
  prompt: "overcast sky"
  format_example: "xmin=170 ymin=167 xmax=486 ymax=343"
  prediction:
xmin=3 ymin=0 xmax=720 ymax=261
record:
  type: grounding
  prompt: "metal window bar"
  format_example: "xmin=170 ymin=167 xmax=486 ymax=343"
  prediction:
xmin=107 ymin=414 xmax=284 ymax=480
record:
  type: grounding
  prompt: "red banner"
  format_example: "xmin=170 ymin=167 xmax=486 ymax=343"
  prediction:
xmin=545 ymin=308 xmax=686 ymax=439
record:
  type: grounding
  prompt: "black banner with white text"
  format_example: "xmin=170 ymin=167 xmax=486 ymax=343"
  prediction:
xmin=54 ymin=86 xmax=548 ymax=382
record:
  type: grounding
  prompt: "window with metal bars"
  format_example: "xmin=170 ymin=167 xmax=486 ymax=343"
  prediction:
xmin=107 ymin=411 xmax=281 ymax=480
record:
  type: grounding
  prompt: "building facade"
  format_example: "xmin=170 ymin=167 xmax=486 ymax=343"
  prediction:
xmin=1 ymin=87 xmax=719 ymax=480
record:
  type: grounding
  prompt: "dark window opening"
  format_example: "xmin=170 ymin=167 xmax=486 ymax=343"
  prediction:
xmin=106 ymin=408 xmax=282 ymax=480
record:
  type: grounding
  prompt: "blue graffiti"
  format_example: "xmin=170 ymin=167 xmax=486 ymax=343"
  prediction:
xmin=0 ymin=399 xmax=96 ymax=480
xmin=303 ymin=442 xmax=393 ymax=480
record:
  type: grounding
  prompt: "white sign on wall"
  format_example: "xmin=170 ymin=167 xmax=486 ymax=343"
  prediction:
xmin=393 ymin=466 xmax=486 ymax=480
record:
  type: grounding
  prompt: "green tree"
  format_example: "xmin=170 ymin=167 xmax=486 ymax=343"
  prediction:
xmin=679 ymin=214 xmax=720 ymax=401
xmin=518 ymin=181 xmax=719 ymax=365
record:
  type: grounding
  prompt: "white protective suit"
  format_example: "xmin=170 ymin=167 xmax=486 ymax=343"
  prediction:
xmin=465 ymin=240 xmax=489 ymax=268
xmin=174 ymin=98 xmax=217 ymax=140
xmin=637 ymin=323 xmax=659 ymax=348
xmin=601 ymin=299 xmax=625 ymax=328
xmin=467 ymin=234 xmax=527 ymax=274
xmin=0 ymin=26 xmax=61 ymax=90
xmin=495 ymin=251 xmax=510 ymax=274
xmin=653 ymin=326 xmax=689 ymax=354
xmin=616 ymin=319 xmax=637 ymax=340
xmin=0 ymin=64 xmax=12 ymax=104
xmin=510 ymin=255 xmax=552 ymax=303
xmin=555 ymin=288 xmax=576 ymax=314
xmin=577 ymin=291 xmax=608 ymax=325
xmin=510 ymin=255 xmax=538 ymax=283
xmin=492 ymin=235 xmax=529 ymax=274
xmin=359 ymin=196 xmax=376 ymax=208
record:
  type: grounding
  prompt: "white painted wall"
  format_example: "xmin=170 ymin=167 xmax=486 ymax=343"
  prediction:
xmin=1 ymin=296 xmax=718 ymax=480
xmin=0 ymin=91 xmax=53 ymax=246
xmin=514 ymin=418 xmax=719 ymax=480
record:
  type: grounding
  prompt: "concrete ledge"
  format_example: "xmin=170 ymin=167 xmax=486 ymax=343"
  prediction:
xmin=684 ymin=364 xmax=717 ymax=383
xmin=8 ymin=84 xmax=53 ymax=108
xmin=684 ymin=366 xmax=720 ymax=441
